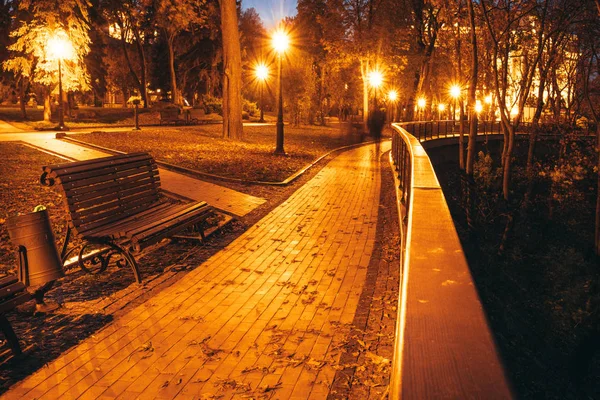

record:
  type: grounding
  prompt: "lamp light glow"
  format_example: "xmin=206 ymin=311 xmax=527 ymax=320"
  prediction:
xmin=368 ymin=70 xmax=383 ymax=89
xmin=450 ymin=84 xmax=462 ymax=99
xmin=475 ymin=100 xmax=483 ymax=114
xmin=272 ymin=30 xmax=289 ymax=54
xmin=417 ymin=97 xmax=426 ymax=109
xmin=255 ymin=64 xmax=269 ymax=81
xmin=388 ymin=89 xmax=398 ymax=102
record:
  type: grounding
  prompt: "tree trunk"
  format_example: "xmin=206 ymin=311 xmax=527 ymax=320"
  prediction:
xmin=502 ymin=124 xmax=515 ymax=202
xmin=167 ymin=33 xmax=180 ymax=105
xmin=360 ymin=58 xmax=369 ymax=127
xmin=44 ymin=88 xmax=51 ymax=122
xmin=220 ymin=0 xmax=244 ymax=140
xmin=19 ymin=78 xmax=27 ymax=119
xmin=455 ymin=1 xmax=464 ymax=170
xmin=131 ymin=22 xmax=149 ymax=108
xmin=595 ymin=123 xmax=600 ymax=256
xmin=465 ymin=0 xmax=478 ymax=176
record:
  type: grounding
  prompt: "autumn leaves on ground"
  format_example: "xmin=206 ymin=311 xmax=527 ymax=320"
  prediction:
xmin=0 ymin=135 xmax=400 ymax=398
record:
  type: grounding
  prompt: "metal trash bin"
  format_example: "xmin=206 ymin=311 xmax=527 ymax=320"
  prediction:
xmin=6 ymin=208 xmax=64 ymax=287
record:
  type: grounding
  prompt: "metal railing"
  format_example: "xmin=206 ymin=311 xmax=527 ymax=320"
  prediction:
xmin=389 ymin=123 xmax=513 ymax=399
xmin=397 ymin=119 xmax=595 ymax=143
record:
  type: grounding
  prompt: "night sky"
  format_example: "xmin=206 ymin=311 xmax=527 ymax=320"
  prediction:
xmin=242 ymin=0 xmax=298 ymax=28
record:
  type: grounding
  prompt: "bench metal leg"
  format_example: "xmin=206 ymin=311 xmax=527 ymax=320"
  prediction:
xmin=106 ymin=243 xmax=142 ymax=284
xmin=0 ymin=315 xmax=22 ymax=356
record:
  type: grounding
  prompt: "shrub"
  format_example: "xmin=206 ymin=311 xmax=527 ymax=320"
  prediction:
xmin=202 ymin=95 xmax=222 ymax=115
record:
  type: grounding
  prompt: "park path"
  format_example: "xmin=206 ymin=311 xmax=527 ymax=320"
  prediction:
xmin=2 ymin=141 xmax=390 ymax=400
xmin=0 ymin=129 xmax=265 ymax=217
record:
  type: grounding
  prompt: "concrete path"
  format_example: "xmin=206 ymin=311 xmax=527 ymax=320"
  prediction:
xmin=0 ymin=130 xmax=265 ymax=217
xmin=3 ymin=142 xmax=389 ymax=399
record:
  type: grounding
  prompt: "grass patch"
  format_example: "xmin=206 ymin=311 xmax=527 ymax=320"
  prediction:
xmin=73 ymin=124 xmax=364 ymax=182
xmin=0 ymin=105 xmax=222 ymax=130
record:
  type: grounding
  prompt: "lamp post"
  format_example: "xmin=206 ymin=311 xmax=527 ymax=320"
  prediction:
xmin=255 ymin=64 xmax=269 ymax=123
xmin=47 ymin=31 xmax=74 ymax=131
xmin=438 ymin=103 xmax=446 ymax=120
xmin=450 ymin=84 xmax=462 ymax=121
xmin=417 ymin=97 xmax=426 ymax=121
xmin=387 ymin=89 xmax=398 ymax=123
xmin=368 ymin=70 xmax=383 ymax=108
xmin=272 ymin=29 xmax=289 ymax=155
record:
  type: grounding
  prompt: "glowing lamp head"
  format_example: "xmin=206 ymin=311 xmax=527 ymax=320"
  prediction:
xmin=417 ymin=97 xmax=426 ymax=109
xmin=255 ymin=64 xmax=269 ymax=81
xmin=47 ymin=31 xmax=75 ymax=61
xmin=475 ymin=100 xmax=483 ymax=114
xmin=388 ymin=89 xmax=398 ymax=102
xmin=450 ymin=85 xmax=462 ymax=99
xmin=485 ymin=94 xmax=493 ymax=104
xmin=438 ymin=103 xmax=446 ymax=112
xmin=368 ymin=70 xmax=383 ymax=89
xmin=272 ymin=30 xmax=289 ymax=54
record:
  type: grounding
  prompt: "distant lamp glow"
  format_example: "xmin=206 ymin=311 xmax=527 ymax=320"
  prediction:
xmin=388 ymin=89 xmax=398 ymax=102
xmin=510 ymin=106 xmax=519 ymax=116
xmin=475 ymin=100 xmax=483 ymax=114
xmin=46 ymin=30 xmax=75 ymax=131
xmin=255 ymin=63 xmax=269 ymax=123
xmin=417 ymin=97 xmax=426 ymax=109
xmin=450 ymin=84 xmax=462 ymax=99
xmin=272 ymin=30 xmax=289 ymax=54
xmin=368 ymin=70 xmax=383 ymax=89
xmin=485 ymin=94 xmax=493 ymax=104
xmin=47 ymin=32 xmax=75 ymax=62
xmin=438 ymin=103 xmax=446 ymax=112
xmin=255 ymin=64 xmax=269 ymax=81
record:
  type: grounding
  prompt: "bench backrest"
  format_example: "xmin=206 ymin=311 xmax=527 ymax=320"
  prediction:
xmin=41 ymin=153 xmax=162 ymax=236
xmin=160 ymin=108 xmax=180 ymax=120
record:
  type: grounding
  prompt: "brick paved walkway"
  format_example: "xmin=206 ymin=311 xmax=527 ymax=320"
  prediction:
xmin=3 ymin=142 xmax=389 ymax=399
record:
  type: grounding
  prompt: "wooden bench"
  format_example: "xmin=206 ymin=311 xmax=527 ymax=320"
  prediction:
xmin=40 ymin=153 xmax=214 ymax=283
xmin=184 ymin=108 xmax=211 ymax=125
xmin=0 ymin=275 xmax=31 ymax=355
xmin=159 ymin=108 xmax=184 ymax=125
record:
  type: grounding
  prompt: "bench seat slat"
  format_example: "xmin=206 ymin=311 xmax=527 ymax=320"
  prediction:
xmin=0 ymin=276 xmax=18 ymax=289
xmin=85 ymin=202 xmax=175 ymax=238
xmin=0 ymin=292 xmax=32 ymax=314
xmin=74 ymin=197 xmax=162 ymax=235
xmin=85 ymin=202 xmax=208 ymax=241
xmin=131 ymin=207 xmax=212 ymax=251
xmin=122 ymin=202 xmax=210 ymax=238
xmin=0 ymin=282 xmax=26 ymax=298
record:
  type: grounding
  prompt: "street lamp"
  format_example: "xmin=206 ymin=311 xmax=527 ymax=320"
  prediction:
xmin=475 ymin=100 xmax=483 ymax=114
xmin=417 ymin=97 xmax=426 ymax=120
xmin=438 ymin=103 xmax=446 ymax=120
xmin=449 ymin=84 xmax=462 ymax=121
xmin=368 ymin=70 xmax=383 ymax=106
xmin=272 ymin=29 xmax=289 ymax=155
xmin=47 ymin=31 xmax=75 ymax=131
xmin=255 ymin=63 xmax=269 ymax=123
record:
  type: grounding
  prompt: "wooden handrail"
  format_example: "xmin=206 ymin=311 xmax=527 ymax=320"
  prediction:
xmin=389 ymin=123 xmax=513 ymax=399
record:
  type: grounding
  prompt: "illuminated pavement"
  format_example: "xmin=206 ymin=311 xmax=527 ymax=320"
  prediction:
xmin=2 ymin=141 xmax=389 ymax=399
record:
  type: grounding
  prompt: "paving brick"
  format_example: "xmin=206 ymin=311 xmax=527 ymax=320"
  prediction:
xmin=2 ymin=143 xmax=389 ymax=400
